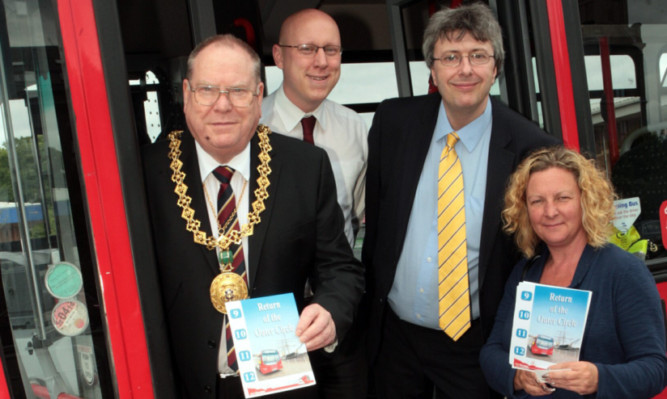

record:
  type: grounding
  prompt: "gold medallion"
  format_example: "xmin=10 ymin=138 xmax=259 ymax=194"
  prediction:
xmin=210 ymin=272 xmax=249 ymax=314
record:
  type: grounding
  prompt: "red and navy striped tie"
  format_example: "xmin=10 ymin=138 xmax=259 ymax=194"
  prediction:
xmin=213 ymin=166 xmax=247 ymax=371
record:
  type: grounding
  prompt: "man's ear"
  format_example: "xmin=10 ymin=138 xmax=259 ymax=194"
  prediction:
xmin=430 ymin=68 xmax=438 ymax=87
xmin=272 ymin=44 xmax=284 ymax=69
xmin=182 ymin=79 xmax=190 ymax=108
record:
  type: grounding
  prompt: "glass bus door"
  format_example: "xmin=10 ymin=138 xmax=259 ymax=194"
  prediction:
xmin=0 ymin=0 xmax=114 ymax=397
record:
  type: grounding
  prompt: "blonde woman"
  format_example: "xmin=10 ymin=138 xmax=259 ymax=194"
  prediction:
xmin=480 ymin=147 xmax=667 ymax=398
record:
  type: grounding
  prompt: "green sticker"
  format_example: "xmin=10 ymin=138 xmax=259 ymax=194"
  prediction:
xmin=45 ymin=262 xmax=83 ymax=299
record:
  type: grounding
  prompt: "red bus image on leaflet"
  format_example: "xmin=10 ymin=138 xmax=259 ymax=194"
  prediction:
xmin=256 ymin=350 xmax=283 ymax=375
xmin=531 ymin=335 xmax=555 ymax=356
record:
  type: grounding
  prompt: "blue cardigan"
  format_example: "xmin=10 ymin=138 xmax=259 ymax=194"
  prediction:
xmin=480 ymin=244 xmax=667 ymax=398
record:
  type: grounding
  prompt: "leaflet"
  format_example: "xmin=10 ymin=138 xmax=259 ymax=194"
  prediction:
xmin=509 ymin=281 xmax=592 ymax=371
xmin=227 ymin=293 xmax=316 ymax=398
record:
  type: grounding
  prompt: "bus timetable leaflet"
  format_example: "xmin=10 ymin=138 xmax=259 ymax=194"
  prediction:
xmin=226 ymin=293 xmax=316 ymax=398
xmin=509 ymin=282 xmax=592 ymax=371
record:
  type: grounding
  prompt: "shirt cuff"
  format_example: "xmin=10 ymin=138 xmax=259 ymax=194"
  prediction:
xmin=324 ymin=339 xmax=338 ymax=353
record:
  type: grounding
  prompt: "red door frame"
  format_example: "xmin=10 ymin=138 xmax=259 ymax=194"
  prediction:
xmin=545 ymin=0 xmax=580 ymax=151
xmin=0 ymin=362 xmax=10 ymax=398
xmin=56 ymin=0 xmax=154 ymax=397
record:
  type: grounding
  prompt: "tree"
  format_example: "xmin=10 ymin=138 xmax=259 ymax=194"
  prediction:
xmin=0 ymin=135 xmax=54 ymax=238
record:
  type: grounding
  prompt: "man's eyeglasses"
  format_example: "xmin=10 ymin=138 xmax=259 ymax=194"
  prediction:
xmin=278 ymin=44 xmax=342 ymax=57
xmin=432 ymin=51 xmax=494 ymax=68
xmin=187 ymin=81 xmax=259 ymax=107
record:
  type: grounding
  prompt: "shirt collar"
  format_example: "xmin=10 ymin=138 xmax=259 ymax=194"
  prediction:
xmin=195 ymin=139 xmax=251 ymax=183
xmin=274 ymin=85 xmax=327 ymax=132
xmin=434 ymin=97 xmax=492 ymax=152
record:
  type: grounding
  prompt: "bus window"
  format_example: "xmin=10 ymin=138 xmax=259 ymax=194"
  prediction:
xmin=578 ymin=2 xmax=667 ymax=264
xmin=585 ymin=54 xmax=637 ymax=90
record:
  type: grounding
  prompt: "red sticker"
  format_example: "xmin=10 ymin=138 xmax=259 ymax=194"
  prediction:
xmin=52 ymin=299 xmax=89 ymax=336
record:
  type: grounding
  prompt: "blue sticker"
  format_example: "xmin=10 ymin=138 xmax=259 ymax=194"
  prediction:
xmin=516 ymin=328 xmax=527 ymax=338
xmin=521 ymin=291 xmax=532 ymax=301
xmin=234 ymin=329 xmax=247 ymax=340
xmin=514 ymin=346 xmax=526 ymax=356
xmin=518 ymin=310 xmax=530 ymax=320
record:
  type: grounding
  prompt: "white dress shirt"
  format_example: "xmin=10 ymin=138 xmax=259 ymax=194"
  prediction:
xmin=261 ymin=85 xmax=368 ymax=248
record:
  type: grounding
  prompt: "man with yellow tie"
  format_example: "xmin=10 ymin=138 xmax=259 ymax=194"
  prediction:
xmin=362 ymin=3 xmax=558 ymax=398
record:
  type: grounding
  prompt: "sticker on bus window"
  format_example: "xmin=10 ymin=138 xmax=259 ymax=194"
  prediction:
xmin=45 ymin=262 xmax=83 ymax=299
xmin=612 ymin=197 xmax=641 ymax=233
xmin=52 ymin=299 xmax=89 ymax=336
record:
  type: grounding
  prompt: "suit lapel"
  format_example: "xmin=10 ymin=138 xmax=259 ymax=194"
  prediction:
xmin=392 ymin=94 xmax=441 ymax=262
xmin=247 ymin=132 xmax=280 ymax=290
xmin=478 ymin=102 xmax=514 ymax=286
xmin=180 ymin=130 xmax=220 ymax=276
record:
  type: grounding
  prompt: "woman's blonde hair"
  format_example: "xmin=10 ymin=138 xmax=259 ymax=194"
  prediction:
xmin=502 ymin=146 xmax=616 ymax=258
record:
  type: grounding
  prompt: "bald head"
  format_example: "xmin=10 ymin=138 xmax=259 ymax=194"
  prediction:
xmin=273 ymin=9 xmax=342 ymax=113
xmin=279 ymin=9 xmax=340 ymax=44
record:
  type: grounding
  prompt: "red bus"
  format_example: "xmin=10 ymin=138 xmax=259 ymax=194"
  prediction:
xmin=256 ymin=350 xmax=283 ymax=375
xmin=531 ymin=335 xmax=555 ymax=357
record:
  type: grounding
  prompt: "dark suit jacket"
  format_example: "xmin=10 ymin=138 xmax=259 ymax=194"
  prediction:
xmin=362 ymin=94 xmax=559 ymax=361
xmin=143 ymin=128 xmax=364 ymax=398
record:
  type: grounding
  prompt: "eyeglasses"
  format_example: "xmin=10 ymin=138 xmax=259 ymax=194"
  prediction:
xmin=187 ymin=81 xmax=259 ymax=107
xmin=278 ymin=44 xmax=342 ymax=57
xmin=432 ymin=51 xmax=494 ymax=67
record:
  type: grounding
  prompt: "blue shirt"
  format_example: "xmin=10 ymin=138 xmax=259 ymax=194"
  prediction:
xmin=388 ymin=98 xmax=492 ymax=329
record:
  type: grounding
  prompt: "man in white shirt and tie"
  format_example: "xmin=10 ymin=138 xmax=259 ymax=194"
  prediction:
xmin=260 ymin=8 xmax=368 ymax=399
xmin=261 ymin=8 xmax=367 ymax=249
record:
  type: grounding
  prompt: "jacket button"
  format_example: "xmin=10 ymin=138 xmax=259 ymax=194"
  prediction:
xmin=208 ymin=340 xmax=216 ymax=348
xmin=204 ymin=385 xmax=212 ymax=394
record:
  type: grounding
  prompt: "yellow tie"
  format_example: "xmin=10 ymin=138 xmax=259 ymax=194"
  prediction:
xmin=437 ymin=132 xmax=471 ymax=341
